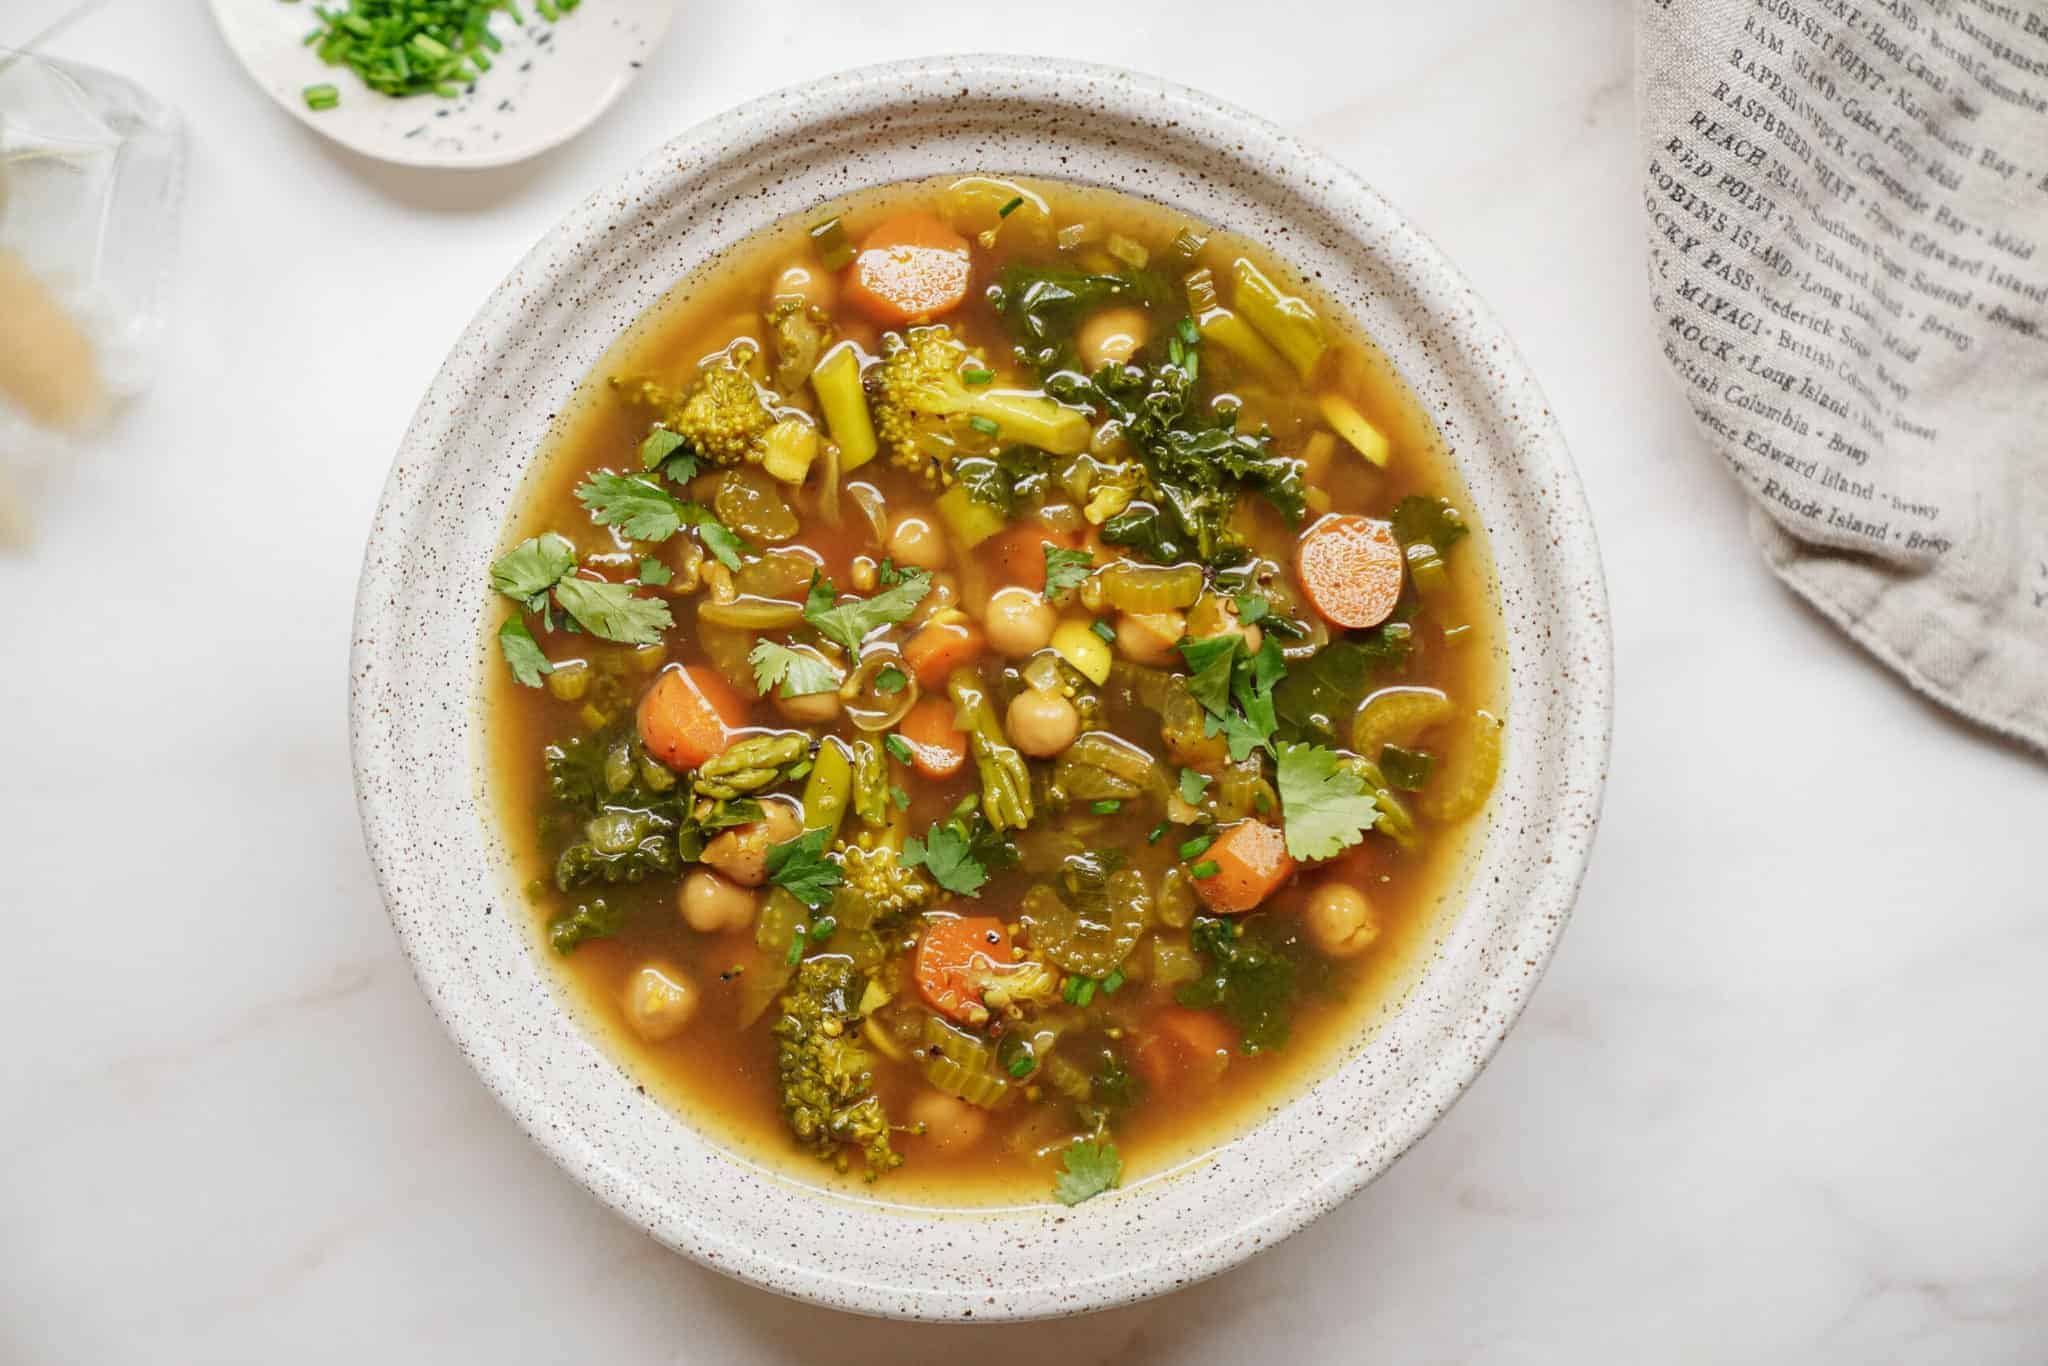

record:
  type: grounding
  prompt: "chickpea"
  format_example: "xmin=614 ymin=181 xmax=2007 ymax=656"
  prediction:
xmin=887 ymin=513 xmax=950 ymax=571
xmin=910 ymin=1090 xmax=987 ymax=1148
xmin=1077 ymin=306 xmax=1150 ymax=371
xmin=912 ymin=571 xmax=959 ymax=625
xmin=849 ymin=555 xmax=880 ymax=593
xmin=769 ymin=647 xmax=843 ymax=725
xmin=1116 ymin=610 xmax=1186 ymax=667
xmin=1303 ymin=881 xmax=1380 ymax=958
xmin=771 ymin=260 xmax=835 ymax=312
xmin=621 ymin=962 xmax=699 ymax=1043
xmin=1007 ymin=687 xmax=1080 ymax=758
xmin=680 ymin=869 xmax=759 ymax=934
xmin=1189 ymin=594 xmax=1262 ymax=656
xmin=699 ymin=798 xmax=803 ymax=887
xmin=984 ymin=586 xmax=1057 ymax=657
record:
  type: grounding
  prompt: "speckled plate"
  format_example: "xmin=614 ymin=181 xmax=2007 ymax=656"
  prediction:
xmin=350 ymin=56 xmax=1612 ymax=1320
xmin=209 ymin=0 xmax=673 ymax=169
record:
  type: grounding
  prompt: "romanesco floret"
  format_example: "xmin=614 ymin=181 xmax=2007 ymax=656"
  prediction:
xmin=867 ymin=325 xmax=1092 ymax=484
xmin=668 ymin=351 xmax=776 ymax=466
xmin=772 ymin=957 xmax=902 ymax=1178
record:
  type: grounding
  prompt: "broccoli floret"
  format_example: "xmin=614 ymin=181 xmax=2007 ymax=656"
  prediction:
xmin=836 ymin=837 xmax=935 ymax=920
xmin=773 ymin=957 xmax=903 ymax=1179
xmin=667 ymin=350 xmax=777 ymax=467
xmin=867 ymin=326 xmax=1091 ymax=485
xmin=767 ymin=297 xmax=832 ymax=394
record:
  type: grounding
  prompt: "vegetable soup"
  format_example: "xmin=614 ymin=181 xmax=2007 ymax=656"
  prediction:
xmin=484 ymin=175 xmax=1506 ymax=1206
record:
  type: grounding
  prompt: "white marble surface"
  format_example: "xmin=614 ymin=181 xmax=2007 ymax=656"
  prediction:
xmin=6 ymin=2 xmax=2044 ymax=1361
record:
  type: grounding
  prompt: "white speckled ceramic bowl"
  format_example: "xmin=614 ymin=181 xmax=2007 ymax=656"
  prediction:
xmin=350 ymin=55 xmax=1611 ymax=1320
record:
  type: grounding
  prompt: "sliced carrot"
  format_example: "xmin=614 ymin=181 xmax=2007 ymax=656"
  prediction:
xmin=915 ymin=914 xmax=1012 ymax=1024
xmin=896 ymin=695 xmax=968 ymax=780
xmin=1135 ymin=1007 xmax=1235 ymax=1092
xmin=843 ymin=212 xmax=973 ymax=326
xmin=987 ymin=522 xmax=1077 ymax=593
xmin=1192 ymin=820 xmax=1296 ymax=914
xmin=1294 ymin=513 xmax=1403 ymax=629
xmin=902 ymin=618 xmax=984 ymax=690
xmin=637 ymin=664 xmax=747 ymax=771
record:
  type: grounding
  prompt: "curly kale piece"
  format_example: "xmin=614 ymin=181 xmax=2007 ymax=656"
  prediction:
xmin=1175 ymin=914 xmax=1297 ymax=1054
xmin=544 ymin=726 xmax=697 ymax=891
xmin=989 ymin=265 xmax=1170 ymax=374
xmin=1051 ymin=329 xmax=1305 ymax=567
xmin=547 ymin=898 xmax=625 ymax=955
xmin=772 ymin=957 xmax=902 ymax=1179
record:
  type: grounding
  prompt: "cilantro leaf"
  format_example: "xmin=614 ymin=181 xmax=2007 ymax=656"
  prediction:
xmin=748 ymin=641 xmax=840 ymax=698
xmin=803 ymin=569 xmax=933 ymax=652
xmin=1052 ymin=1138 xmax=1122 ymax=1206
xmin=1275 ymin=742 xmax=1380 ymax=861
xmin=1177 ymin=635 xmax=1238 ymax=715
xmin=575 ymin=472 xmax=692 ymax=542
xmin=638 ymin=556 xmax=672 ymax=586
xmin=901 ymin=824 xmax=988 ymax=896
xmin=696 ymin=519 xmax=748 ymax=572
xmin=639 ymin=426 xmax=688 ymax=472
xmin=1178 ymin=768 xmax=1210 ymax=804
xmin=874 ymin=665 xmax=908 ymax=695
xmin=1235 ymin=590 xmax=1270 ymax=626
xmin=765 ymin=827 xmax=842 ymax=909
xmin=1042 ymin=546 xmax=1094 ymax=601
xmin=490 ymin=533 xmax=577 ymax=605
xmin=497 ymin=617 xmax=553 ymax=687
xmin=551 ymin=576 xmax=673 ymax=646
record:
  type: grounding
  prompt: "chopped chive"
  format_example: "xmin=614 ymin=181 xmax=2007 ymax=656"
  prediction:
xmin=1062 ymin=976 xmax=1080 ymax=1005
xmin=1073 ymin=978 xmax=1098 ymax=1007
xmin=1006 ymin=1052 xmax=1036 ymax=1078
xmin=874 ymin=665 xmax=908 ymax=695
xmin=1189 ymin=859 xmax=1221 ymax=880
xmin=1090 ymin=620 xmax=1116 ymax=644
xmin=1146 ymin=821 xmax=1168 ymax=844
xmin=1177 ymin=316 xmax=1200 ymax=347
xmin=998 ymin=195 xmax=1025 ymax=217
xmin=1179 ymin=834 xmax=1214 ymax=861
xmin=1090 ymin=799 xmax=1122 ymax=815
xmin=303 ymin=83 xmax=341 ymax=110
xmin=889 ymin=784 xmax=910 ymax=811
xmin=967 ymin=415 xmax=1001 ymax=437
xmin=884 ymin=734 xmax=913 ymax=765
xmin=1101 ymin=969 xmax=1125 ymax=995
xmin=808 ymin=915 xmax=837 ymax=942
xmin=961 ymin=368 xmax=995 ymax=386
xmin=785 ymin=930 xmax=806 ymax=965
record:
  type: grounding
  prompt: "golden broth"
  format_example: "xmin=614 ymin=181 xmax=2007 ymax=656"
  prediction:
xmin=483 ymin=175 xmax=1506 ymax=1206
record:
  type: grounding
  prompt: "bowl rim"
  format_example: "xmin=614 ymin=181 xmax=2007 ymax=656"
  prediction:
xmin=350 ymin=52 xmax=1613 ymax=1320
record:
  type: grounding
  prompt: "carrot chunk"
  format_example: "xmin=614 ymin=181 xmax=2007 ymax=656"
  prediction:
xmin=988 ymin=523 xmax=1077 ymax=593
xmin=1294 ymin=513 xmax=1404 ymax=629
xmin=637 ymin=664 xmax=746 ymax=771
xmin=896 ymin=695 xmax=968 ymax=780
xmin=1135 ymin=1007 xmax=1235 ymax=1092
xmin=843 ymin=212 xmax=972 ymax=325
xmin=1191 ymin=820 xmax=1296 ymax=914
xmin=902 ymin=618 xmax=984 ymax=690
xmin=915 ymin=914 xmax=1012 ymax=1024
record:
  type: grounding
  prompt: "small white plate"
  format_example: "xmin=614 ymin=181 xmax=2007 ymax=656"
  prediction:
xmin=209 ymin=0 xmax=674 ymax=169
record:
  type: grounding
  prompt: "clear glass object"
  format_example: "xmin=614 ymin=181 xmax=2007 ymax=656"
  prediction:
xmin=0 ymin=50 xmax=184 ymax=537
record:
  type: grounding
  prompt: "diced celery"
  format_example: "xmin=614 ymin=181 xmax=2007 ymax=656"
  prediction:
xmin=1232 ymin=257 xmax=1327 ymax=379
xmin=1318 ymin=392 xmax=1391 ymax=467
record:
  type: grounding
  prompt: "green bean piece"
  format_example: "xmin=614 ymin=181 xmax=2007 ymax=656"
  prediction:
xmin=801 ymin=737 xmax=854 ymax=839
xmin=850 ymin=738 xmax=890 ymax=828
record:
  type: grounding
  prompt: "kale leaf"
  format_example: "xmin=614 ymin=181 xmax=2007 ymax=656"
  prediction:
xmin=1176 ymin=914 xmax=1297 ymax=1053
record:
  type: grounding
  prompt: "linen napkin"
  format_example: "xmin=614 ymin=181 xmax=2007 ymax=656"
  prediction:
xmin=1638 ymin=0 xmax=2047 ymax=752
